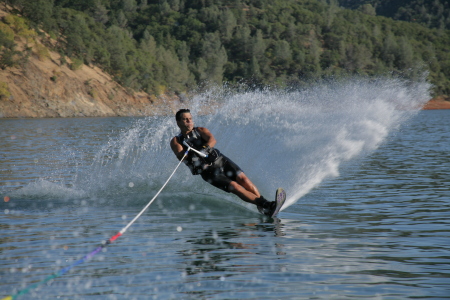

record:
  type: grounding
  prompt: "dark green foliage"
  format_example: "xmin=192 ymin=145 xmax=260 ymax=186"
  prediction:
xmin=2 ymin=0 xmax=450 ymax=95
xmin=0 ymin=29 xmax=18 ymax=69
xmin=338 ymin=0 xmax=450 ymax=30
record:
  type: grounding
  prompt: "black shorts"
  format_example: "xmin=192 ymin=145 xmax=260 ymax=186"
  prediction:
xmin=200 ymin=155 xmax=243 ymax=192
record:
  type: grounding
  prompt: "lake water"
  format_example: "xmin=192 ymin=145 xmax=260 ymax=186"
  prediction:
xmin=1 ymin=79 xmax=449 ymax=299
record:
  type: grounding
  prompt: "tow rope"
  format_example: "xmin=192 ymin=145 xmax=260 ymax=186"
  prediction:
xmin=2 ymin=151 xmax=189 ymax=300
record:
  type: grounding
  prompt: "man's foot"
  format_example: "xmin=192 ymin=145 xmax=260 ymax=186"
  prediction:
xmin=256 ymin=198 xmax=276 ymax=216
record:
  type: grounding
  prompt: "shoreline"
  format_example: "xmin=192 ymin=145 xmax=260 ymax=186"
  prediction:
xmin=422 ymin=96 xmax=450 ymax=110
xmin=0 ymin=96 xmax=448 ymax=119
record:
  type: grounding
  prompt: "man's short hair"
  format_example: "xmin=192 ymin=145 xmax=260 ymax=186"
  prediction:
xmin=175 ymin=109 xmax=190 ymax=121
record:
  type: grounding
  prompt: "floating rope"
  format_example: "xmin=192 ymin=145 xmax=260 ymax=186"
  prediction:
xmin=2 ymin=151 xmax=188 ymax=300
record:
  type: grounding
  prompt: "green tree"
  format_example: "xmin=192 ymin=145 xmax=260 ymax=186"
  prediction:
xmin=251 ymin=29 xmax=266 ymax=61
xmin=382 ymin=32 xmax=398 ymax=68
xmin=10 ymin=0 xmax=57 ymax=31
xmin=273 ymin=40 xmax=292 ymax=68
xmin=117 ymin=10 xmax=128 ymax=28
xmin=155 ymin=46 xmax=190 ymax=92
xmin=91 ymin=0 xmax=109 ymax=24
xmin=198 ymin=31 xmax=227 ymax=84
xmin=340 ymin=42 xmax=372 ymax=72
xmin=358 ymin=4 xmax=376 ymax=16
xmin=122 ymin=0 xmax=137 ymax=13
xmin=0 ymin=28 xmax=19 ymax=69
xmin=304 ymin=33 xmax=322 ymax=77
xmin=396 ymin=36 xmax=414 ymax=69
xmin=219 ymin=8 xmax=236 ymax=42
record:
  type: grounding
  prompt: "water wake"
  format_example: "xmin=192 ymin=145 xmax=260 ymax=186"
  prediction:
xmin=5 ymin=76 xmax=429 ymax=212
xmin=71 ymin=76 xmax=430 ymax=211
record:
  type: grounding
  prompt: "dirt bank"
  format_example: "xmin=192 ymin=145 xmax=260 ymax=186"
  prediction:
xmin=422 ymin=96 xmax=450 ymax=110
xmin=0 ymin=6 xmax=180 ymax=118
xmin=0 ymin=46 xmax=180 ymax=118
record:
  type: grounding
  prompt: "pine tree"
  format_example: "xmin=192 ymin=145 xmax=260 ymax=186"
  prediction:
xmin=199 ymin=31 xmax=227 ymax=84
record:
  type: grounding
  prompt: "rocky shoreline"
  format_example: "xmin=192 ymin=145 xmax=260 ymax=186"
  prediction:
xmin=422 ymin=96 xmax=450 ymax=110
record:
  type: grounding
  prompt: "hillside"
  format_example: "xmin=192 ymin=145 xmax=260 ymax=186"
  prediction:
xmin=0 ymin=8 xmax=181 ymax=118
xmin=0 ymin=3 xmax=449 ymax=118
xmin=0 ymin=42 xmax=446 ymax=118
xmin=3 ymin=0 xmax=450 ymax=95
xmin=0 ymin=55 xmax=173 ymax=118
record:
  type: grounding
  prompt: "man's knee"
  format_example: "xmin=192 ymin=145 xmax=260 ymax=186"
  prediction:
xmin=236 ymin=172 xmax=248 ymax=183
xmin=228 ymin=181 xmax=240 ymax=192
xmin=237 ymin=172 xmax=254 ymax=187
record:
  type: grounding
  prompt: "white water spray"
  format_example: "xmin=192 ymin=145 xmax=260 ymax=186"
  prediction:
xmin=82 ymin=76 xmax=429 ymax=212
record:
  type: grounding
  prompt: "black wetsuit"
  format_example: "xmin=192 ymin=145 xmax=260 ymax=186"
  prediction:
xmin=176 ymin=128 xmax=243 ymax=192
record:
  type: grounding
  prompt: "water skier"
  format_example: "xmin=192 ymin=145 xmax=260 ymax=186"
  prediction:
xmin=170 ymin=109 xmax=279 ymax=216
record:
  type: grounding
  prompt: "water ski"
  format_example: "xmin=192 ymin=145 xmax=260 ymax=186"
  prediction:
xmin=271 ymin=188 xmax=286 ymax=217
xmin=258 ymin=188 xmax=286 ymax=218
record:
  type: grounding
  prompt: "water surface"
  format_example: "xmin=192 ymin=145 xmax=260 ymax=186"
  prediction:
xmin=1 ymin=80 xmax=449 ymax=299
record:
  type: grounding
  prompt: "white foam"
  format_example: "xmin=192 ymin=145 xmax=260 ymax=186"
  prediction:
xmin=39 ymin=76 xmax=430 ymax=210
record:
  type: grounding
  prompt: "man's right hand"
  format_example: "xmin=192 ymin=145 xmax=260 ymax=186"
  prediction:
xmin=200 ymin=145 xmax=211 ymax=156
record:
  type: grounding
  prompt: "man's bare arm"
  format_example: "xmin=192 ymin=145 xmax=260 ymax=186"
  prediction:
xmin=170 ymin=137 xmax=185 ymax=160
xmin=196 ymin=127 xmax=217 ymax=148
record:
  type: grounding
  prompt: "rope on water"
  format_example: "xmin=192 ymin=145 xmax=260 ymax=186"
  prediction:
xmin=2 ymin=151 xmax=188 ymax=300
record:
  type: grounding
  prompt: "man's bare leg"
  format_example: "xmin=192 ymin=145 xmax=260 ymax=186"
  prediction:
xmin=227 ymin=173 xmax=275 ymax=215
xmin=228 ymin=172 xmax=274 ymax=208
xmin=235 ymin=172 xmax=260 ymax=198
xmin=228 ymin=181 xmax=259 ymax=204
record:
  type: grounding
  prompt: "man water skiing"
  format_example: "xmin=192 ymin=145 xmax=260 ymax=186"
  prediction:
xmin=170 ymin=109 xmax=278 ymax=216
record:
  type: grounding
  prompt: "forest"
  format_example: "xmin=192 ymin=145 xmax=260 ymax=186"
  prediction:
xmin=338 ymin=0 xmax=450 ymax=30
xmin=1 ymin=0 xmax=450 ymax=96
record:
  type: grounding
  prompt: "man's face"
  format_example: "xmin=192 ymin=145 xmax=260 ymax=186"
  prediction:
xmin=177 ymin=112 xmax=194 ymax=132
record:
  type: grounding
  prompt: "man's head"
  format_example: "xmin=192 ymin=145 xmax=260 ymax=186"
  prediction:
xmin=175 ymin=109 xmax=194 ymax=133
xmin=175 ymin=108 xmax=191 ymax=121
